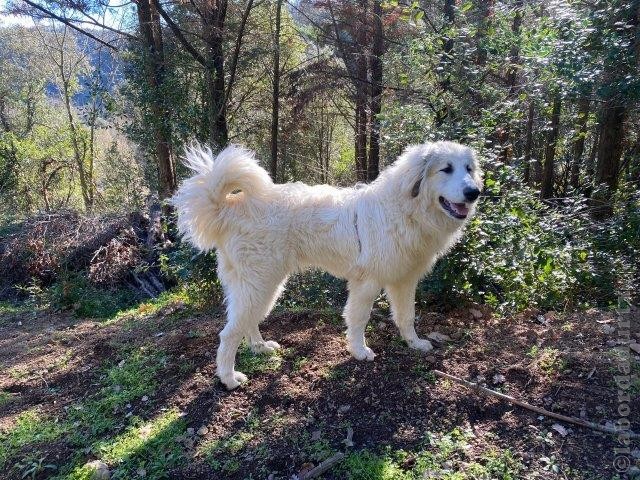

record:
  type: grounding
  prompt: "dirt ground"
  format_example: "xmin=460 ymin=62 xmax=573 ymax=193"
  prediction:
xmin=0 ymin=298 xmax=639 ymax=479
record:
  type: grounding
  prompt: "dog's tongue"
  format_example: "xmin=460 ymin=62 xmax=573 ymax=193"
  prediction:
xmin=451 ymin=202 xmax=469 ymax=216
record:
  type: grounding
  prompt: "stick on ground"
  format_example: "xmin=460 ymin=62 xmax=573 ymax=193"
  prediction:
xmin=298 ymin=452 xmax=345 ymax=480
xmin=433 ymin=370 xmax=640 ymax=439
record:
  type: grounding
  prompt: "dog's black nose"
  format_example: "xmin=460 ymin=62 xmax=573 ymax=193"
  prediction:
xmin=463 ymin=187 xmax=480 ymax=202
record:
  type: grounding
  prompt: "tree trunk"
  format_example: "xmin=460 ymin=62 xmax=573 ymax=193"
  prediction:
xmin=434 ymin=0 xmax=455 ymax=126
xmin=367 ymin=0 xmax=383 ymax=182
xmin=540 ymin=94 xmax=562 ymax=199
xmin=204 ymin=0 xmax=229 ymax=149
xmin=354 ymin=93 xmax=368 ymax=182
xmin=497 ymin=0 xmax=523 ymax=164
xmin=592 ymin=102 xmax=626 ymax=217
xmin=570 ymin=96 xmax=590 ymax=189
xmin=136 ymin=0 xmax=176 ymax=200
xmin=523 ymin=101 xmax=534 ymax=185
xmin=474 ymin=0 xmax=494 ymax=66
xmin=270 ymin=0 xmax=283 ymax=181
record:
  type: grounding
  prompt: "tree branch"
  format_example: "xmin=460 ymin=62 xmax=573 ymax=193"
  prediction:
xmin=154 ymin=0 xmax=206 ymax=66
xmin=20 ymin=0 xmax=119 ymax=50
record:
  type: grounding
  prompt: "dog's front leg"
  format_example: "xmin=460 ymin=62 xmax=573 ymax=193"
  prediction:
xmin=344 ymin=281 xmax=380 ymax=361
xmin=386 ymin=281 xmax=433 ymax=352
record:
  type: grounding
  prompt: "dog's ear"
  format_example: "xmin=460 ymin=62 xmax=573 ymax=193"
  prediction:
xmin=411 ymin=177 xmax=422 ymax=198
xmin=410 ymin=146 xmax=435 ymax=198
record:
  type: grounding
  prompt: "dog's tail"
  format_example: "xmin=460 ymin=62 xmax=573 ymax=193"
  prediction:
xmin=171 ymin=143 xmax=273 ymax=251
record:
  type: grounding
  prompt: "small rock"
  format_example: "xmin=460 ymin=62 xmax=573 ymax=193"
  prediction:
xmin=17 ymin=321 xmax=22 ymax=326
xmin=600 ymin=324 xmax=615 ymax=335
xmin=117 ymin=360 xmax=125 ymax=368
xmin=136 ymin=467 xmax=147 ymax=477
xmin=197 ymin=426 xmax=209 ymax=436
xmin=85 ymin=460 xmax=110 ymax=480
xmin=183 ymin=437 xmax=195 ymax=449
xmin=475 ymin=374 xmax=486 ymax=384
xmin=469 ymin=308 xmax=483 ymax=319
xmin=186 ymin=427 xmax=195 ymax=436
xmin=492 ymin=374 xmax=506 ymax=385
xmin=630 ymin=343 xmax=640 ymax=355
xmin=536 ymin=315 xmax=548 ymax=325
xmin=551 ymin=423 xmax=568 ymax=437
xmin=338 ymin=404 xmax=351 ymax=413
xmin=343 ymin=427 xmax=354 ymax=447
xmin=425 ymin=355 xmax=437 ymax=364
xmin=141 ymin=395 xmax=149 ymax=402
xmin=311 ymin=430 xmax=321 ymax=441
xmin=428 ymin=332 xmax=451 ymax=343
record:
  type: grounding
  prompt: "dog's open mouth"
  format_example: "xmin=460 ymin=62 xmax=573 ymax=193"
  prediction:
xmin=439 ymin=196 xmax=469 ymax=219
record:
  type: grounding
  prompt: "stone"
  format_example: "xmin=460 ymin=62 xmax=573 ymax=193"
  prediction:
xmin=428 ymin=332 xmax=451 ymax=343
xmin=197 ymin=426 xmax=209 ymax=436
xmin=85 ymin=460 xmax=110 ymax=480
xmin=630 ymin=343 xmax=640 ymax=355
xmin=492 ymin=374 xmax=506 ymax=385
xmin=469 ymin=308 xmax=483 ymax=319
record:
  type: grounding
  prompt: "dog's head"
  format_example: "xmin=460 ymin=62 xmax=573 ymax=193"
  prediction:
xmin=409 ymin=142 xmax=482 ymax=222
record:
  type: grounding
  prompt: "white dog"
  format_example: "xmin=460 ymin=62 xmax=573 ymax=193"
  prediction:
xmin=172 ymin=141 xmax=482 ymax=389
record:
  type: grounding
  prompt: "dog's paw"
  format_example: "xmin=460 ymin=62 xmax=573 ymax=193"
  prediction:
xmin=408 ymin=338 xmax=433 ymax=352
xmin=250 ymin=340 xmax=281 ymax=354
xmin=220 ymin=371 xmax=248 ymax=390
xmin=348 ymin=344 xmax=376 ymax=361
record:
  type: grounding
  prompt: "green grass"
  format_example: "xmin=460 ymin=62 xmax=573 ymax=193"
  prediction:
xmin=200 ymin=410 xmax=263 ymax=473
xmin=68 ymin=346 xmax=165 ymax=441
xmin=338 ymin=429 xmax=522 ymax=480
xmin=58 ymin=409 xmax=187 ymax=480
xmin=0 ymin=390 xmax=13 ymax=406
xmin=235 ymin=342 xmax=285 ymax=375
xmin=0 ymin=409 xmax=67 ymax=469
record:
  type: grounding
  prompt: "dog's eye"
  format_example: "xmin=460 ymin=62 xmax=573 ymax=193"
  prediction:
xmin=440 ymin=164 xmax=453 ymax=174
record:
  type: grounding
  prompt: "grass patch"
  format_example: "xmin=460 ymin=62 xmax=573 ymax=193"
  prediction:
xmin=0 ymin=409 xmax=67 ymax=469
xmin=68 ymin=346 xmax=165 ymax=441
xmin=48 ymin=275 xmax=140 ymax=319
xmin=236 ymin=342 xmax=285 ymax=375
xmin=200 ymin=410 xmax=262 ymax=473
xmin=59 ymin=409 xmax=187 ymax=480
xmin=338 ymin=428 xmax=522 ymax=480
xmin=0 ymin=390 xmax=14 ymax=406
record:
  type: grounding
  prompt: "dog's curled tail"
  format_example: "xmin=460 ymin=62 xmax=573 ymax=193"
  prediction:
xmin=171 ymin=143 xmax=273 ymax=251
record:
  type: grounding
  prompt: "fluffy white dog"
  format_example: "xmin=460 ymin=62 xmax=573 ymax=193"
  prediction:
xmin=172 ymin=141 xmax=482 ymax=389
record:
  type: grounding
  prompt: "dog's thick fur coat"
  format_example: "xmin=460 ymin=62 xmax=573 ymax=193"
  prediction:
xmin=172 ymin=142 xmax=482 ymax=389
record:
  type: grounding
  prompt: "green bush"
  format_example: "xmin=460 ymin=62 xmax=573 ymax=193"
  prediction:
xmin=420 ymin=166 xmax=639 ymax=313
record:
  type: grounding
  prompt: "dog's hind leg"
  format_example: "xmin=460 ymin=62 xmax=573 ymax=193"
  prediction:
xmin=246 ymin=278 xmax=287 ymax=354
xmin=344 ymin=281 xmax=380 ymax=361
xmin=217 ymin=278 xmax=284 ymax=389
xmin=385 ymin=281 xmax=433 ymax=352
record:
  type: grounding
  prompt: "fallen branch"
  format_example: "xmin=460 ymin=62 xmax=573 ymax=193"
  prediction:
xmin=433 ymin=370 xmax=640 ymax=439
xmin=298 ymin=452 xmax=345 ymax=480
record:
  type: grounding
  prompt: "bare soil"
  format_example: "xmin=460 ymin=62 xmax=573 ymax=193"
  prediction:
xmin=0 ymin=302 xmax=639 ymax=479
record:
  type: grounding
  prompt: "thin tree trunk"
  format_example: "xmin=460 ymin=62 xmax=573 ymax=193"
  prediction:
xmin=204 ymin=0 xmax=228 ymax=148
xmin=474 ymin=0 xmax=494 ymax=66
xmin=270 ymin=0 xmax=283 ymax=180
xmin=592 ymin=102 xmax=626 ymax=217
xmin=523 ymin=101 xmax=534 ymax=185
xmin=497 ymin=0 xmax=523 ymax=164
xmin=136 ymin=0 xmax=176 ymax=200
xmin=570 ymin=96 xmax=590 ymax=189
xmin=540 ymin=94 xmax=562 ymax=199
xmin=434 ymin=0 xmax=455 ymax=127
xmin=367 ymin=0 xmax=383 ymax=182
